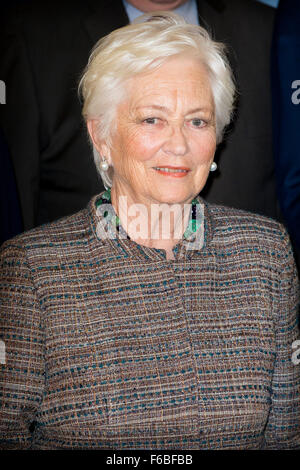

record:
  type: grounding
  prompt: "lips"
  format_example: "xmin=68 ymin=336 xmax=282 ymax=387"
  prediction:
xmin=153 ymin=166 xmax=190 ymax=177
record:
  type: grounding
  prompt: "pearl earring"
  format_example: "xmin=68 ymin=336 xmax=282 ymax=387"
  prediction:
xmin=100 ymin=157 xmax=109 ymax=172
xmin=210 ymin=161 xmax=217 ymax=172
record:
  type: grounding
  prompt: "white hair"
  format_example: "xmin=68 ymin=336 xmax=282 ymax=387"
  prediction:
xmin=78 ymin=11 xmax=236 ymax=188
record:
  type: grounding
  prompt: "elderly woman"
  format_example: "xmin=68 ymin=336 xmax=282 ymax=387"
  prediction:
xmin=0 ymin=12 xmax=299 ymax=450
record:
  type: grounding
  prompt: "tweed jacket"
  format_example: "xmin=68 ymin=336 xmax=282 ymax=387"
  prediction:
xmin=0 ymin=192 xmax=299 ymax=450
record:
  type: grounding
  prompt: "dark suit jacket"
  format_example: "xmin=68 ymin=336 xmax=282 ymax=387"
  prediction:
xmin=0 ymin=127 xmax=23 ymax=244
xmin=0 ymin=0 xmax=278 ymax=231
xmin=272 ymin=0 xmax=300 ymax=265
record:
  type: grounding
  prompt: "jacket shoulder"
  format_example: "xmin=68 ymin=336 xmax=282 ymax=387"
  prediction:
xmin=1 ymin=207 xmax=90 ymax=256
xmin=206 ymin=202 xmax=290 ymax=253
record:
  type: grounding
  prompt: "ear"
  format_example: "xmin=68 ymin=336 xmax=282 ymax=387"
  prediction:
xmin=87 ymin=119 xmax=111 ymax=164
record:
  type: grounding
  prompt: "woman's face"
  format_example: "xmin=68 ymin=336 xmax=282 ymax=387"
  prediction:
xmin=98 ymin=56 xmax=217 ymax=206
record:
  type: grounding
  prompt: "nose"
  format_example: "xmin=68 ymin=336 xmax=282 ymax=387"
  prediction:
xmin=162 ymin=123 xmax=188 ymax=157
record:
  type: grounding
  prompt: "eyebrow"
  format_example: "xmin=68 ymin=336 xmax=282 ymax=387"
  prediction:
xmin=136 ymin=105 xmax=213 ymax=114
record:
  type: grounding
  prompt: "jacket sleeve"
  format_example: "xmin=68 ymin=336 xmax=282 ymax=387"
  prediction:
xmin=0 ymin=238 xmax=45 ymax=449
xmin=0 ymin=6 xmax=40 ymax=231
xmin=263 ymin=226 xmax=300 ymax=449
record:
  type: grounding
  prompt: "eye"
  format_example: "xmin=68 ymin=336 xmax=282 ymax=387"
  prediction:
xmin=190 ymin=118 xmax=206 ymax=128
xmin=143 ymin=117 xmax=160 ymax=125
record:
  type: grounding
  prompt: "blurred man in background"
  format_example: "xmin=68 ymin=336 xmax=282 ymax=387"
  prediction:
xmin=0 ymin=0 xmax=276 ymax=234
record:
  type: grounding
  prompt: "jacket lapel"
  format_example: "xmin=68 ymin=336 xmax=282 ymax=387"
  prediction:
xmin=196 ymin=0 xmax=237 ymax=73
xmin=197 ymin=0 xmax=226 ymax=35
xmin=82 ymin=0 xmax=129 ymax=46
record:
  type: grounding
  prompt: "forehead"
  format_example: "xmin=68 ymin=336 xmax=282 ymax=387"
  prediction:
xmin=124 ymin=56 xmax=213 ymax=110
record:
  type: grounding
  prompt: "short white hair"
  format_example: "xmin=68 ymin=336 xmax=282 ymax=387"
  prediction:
xmin=78 ymin=11 xmax=236 ymax=187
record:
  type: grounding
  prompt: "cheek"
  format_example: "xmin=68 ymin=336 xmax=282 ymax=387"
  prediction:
xmin=134 ymin=129 xmax=164 ymax=161
xmin=192 ymin=132 xmax=216 ymax=162
xmin=121 ymin=131 xmax=162 ymax=166
xmin=110 ymin=133 xmax=158 ymax=183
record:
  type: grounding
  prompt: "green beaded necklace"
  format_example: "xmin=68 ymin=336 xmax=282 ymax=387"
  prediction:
xmin=95 ymin=189 xmax=201 ymax=240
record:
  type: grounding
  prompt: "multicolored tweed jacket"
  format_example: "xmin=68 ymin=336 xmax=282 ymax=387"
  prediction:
xmin=0 ymin=192 xmax=299 ymax=450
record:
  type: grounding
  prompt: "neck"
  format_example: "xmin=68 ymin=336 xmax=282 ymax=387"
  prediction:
xmin=111 ymin=183 xmax=192 ymax=257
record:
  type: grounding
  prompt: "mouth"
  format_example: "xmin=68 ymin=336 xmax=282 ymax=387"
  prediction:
xmin=153 ymin=166 xmax=190 ymax=177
